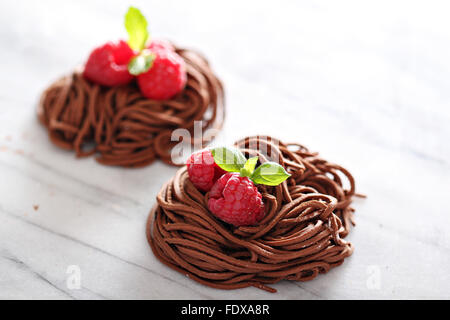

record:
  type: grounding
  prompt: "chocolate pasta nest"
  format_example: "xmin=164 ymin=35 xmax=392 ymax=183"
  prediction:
xmin=147 ymin=136 xmax=362 ymax=293
xmin=38 ymin=47 xmax=224 ymax=167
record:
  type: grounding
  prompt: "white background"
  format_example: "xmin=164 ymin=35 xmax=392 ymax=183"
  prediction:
xmin=0 ymin=0 xmax=449 ymax=299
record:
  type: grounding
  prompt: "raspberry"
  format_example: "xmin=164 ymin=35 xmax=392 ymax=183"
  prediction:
xmin=208 ymin=173 xmax=265 ymax=226
xmin=83 ymin=40 xmax=135 ymax=86
xmin=147 ymin=39 xmax=175 ymax=52
xmin=137 ymin=49 xmax=187 ymax=100
xmin=186 ymin=149 xmax=227 ymax=192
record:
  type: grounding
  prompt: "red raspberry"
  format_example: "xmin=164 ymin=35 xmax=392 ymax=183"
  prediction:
xmin=208 ymin=173 xmax=265 ymax=226
xmin=186 ymin=149 xmax=227 ymax=192
xmin=137 ymin=49 xmax=187 ymax=100
xmin=83 ymin=40 xmax=135 ymax=86
xmin=147 ymin=39 xmax=175 ymax=52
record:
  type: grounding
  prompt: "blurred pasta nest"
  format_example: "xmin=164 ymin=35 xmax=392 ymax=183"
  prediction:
xmin=38 ymin=47 xmax=224 ymax=167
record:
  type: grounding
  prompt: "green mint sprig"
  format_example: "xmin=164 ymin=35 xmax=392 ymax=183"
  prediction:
xmin=125 ymin=7 xmax=149 ymax=51
xmin=124 ymin=7 xmax=154 ymax=75
xmin=211 ymin=147 xmax=291 ymax=186
xmin=128 ymin=50 xmax=155 ymax=76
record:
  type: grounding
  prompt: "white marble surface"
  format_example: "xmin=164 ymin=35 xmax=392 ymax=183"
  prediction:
xmin=1 ymin=0 xmax=450 ymax=299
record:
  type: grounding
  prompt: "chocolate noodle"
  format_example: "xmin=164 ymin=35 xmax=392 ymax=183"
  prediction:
xmin=38 ymin=47 xmax=225 ymax=167
xmin=147 ymin=136 xmax=361 ymax=293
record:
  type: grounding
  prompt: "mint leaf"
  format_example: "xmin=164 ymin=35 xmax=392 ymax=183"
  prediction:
xmin=240 ymin=156 xmax=258 ymax=177
xmin=211 ymin=147 xmax=246 ymax=172
xmin=128 ymin=50 xmax=155 ymax=75
xmin=250 ymin=162 xmax=291 ymax=186
xmin=125 ymin=7 xmax=149 ymax=51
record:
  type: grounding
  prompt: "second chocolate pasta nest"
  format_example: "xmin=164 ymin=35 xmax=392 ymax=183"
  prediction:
xmin=147 ymin=136 xmax=362 ymax=293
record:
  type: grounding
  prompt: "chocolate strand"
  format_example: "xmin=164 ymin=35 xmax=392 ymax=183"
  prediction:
xmin=147 ymin=136 xmax=359 ymax=292
xmin=38 ymin=47 xmax=225 ymax=167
